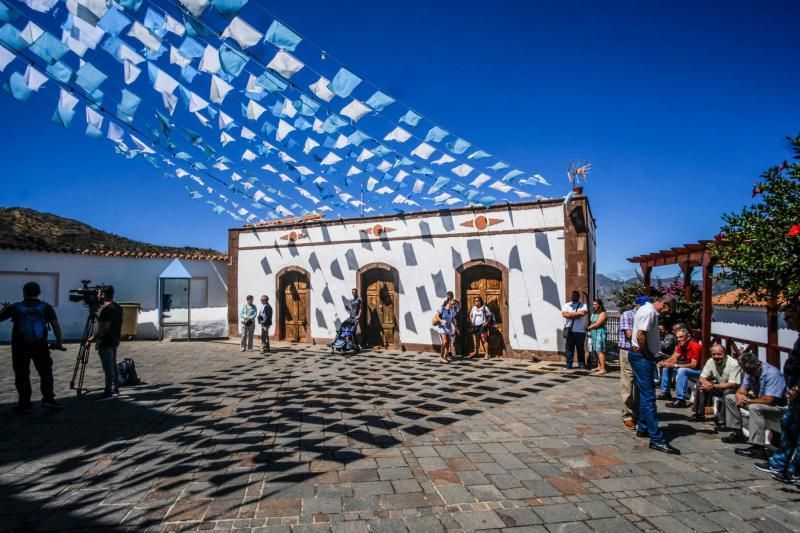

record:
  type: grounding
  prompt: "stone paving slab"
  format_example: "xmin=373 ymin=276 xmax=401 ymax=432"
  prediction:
xmin=0 ymin=341 xmax=799 ymax=532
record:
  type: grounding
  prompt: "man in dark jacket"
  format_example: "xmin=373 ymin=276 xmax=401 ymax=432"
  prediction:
xmin=0 ymin=282 xmax=64 ymax=412
xmin=86 ymin=286 xmax=123 ymax=400
xmin=258 ymin=295 xmax=273 ymax=354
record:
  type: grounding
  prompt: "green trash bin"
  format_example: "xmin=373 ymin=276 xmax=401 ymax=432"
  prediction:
xmin=119 ymin=302 xmax=140 ymax=339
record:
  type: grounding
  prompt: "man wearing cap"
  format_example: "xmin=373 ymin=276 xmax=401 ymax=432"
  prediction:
xmin=629 ymin=294 xmax=681 ymax=454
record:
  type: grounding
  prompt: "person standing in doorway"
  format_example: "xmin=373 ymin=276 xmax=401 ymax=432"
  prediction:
xmin=434 ymin=299 xmax=458 ymax=364
xmin=0 ymin=282 xmax=64 ymax=412
xmin=587 ymin=298 xmax=608 ymax=374
xmin=630 ymin=294 xmax=680 ymax=454
xmin=562 ymin=290 xmax=589 ymax=369
xmin=468 ymin=296 xmax=492 ymax=359
xmin=349 ymin=288 xmax=363 ymax=350
xmin=257 ymin=295 xmax=273 ymax=354
xmin=240 ymin=295 xmax=257 ymax=352
xmin=86 ymin=286 xmax=123 ymax=399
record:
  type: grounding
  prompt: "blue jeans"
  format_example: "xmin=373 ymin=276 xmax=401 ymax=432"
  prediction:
xmin=628 ymin=351 xmax=665 ymax=444
xmin=565 ymin=332 xmax=586 ymax=368
xmin=659 ymin=367 xmax=675 ymax=394
xmin=769 ymin=405 xmax=799 ymax=475
xmin=674 ymin=368 xmax=701 ymax=400
xmin=98 ymin=345 xmax=118 ymax=392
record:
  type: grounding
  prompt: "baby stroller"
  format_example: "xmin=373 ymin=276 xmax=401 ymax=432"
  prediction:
xmin=328 ymin=318 xmax=360 ymax=354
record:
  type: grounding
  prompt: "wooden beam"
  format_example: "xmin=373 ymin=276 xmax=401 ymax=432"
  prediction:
xmin=766 ymin=297 xmax=780 ymax=367
xmin=700 ymin=256 xmax=714 ymax=366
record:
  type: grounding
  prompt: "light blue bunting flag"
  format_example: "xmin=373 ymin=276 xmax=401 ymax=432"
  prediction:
xmin=424 ymin=126 xmax=448 ymax=143
xmin=117 ymin=88 xmax=141 ymax=122
xmin=446 ymin=137 xmax=470 ymax=154
xmin=117 ymin=0 xmax=144 ymax=11
xmin=254 ymin=70 xmax=287 ymax=94
xmin=98 ymin=7 xmax=131 ymax=36
xmin=322 ymin=114 xmax=347 ymax=134
xmin=29 ymin=31 xmax=68 ymax=64
xmin=46 ymin=61 xmax=72 ymax=83
xmin=7 ymin=71 xmax=31 ymax=100
xmin=467 ymin=149 xmax=490 ymax=160
xmin=0 ymin=23 xmax=27 ymax=51
xmin=75 ymin=62 xmax=107 ymax=94
xmin=219 ymin=42 xmax=247 ymax=76
xmin=486 ymin=161 xmax=509 ymax=171
xmin=264 ymin=19 xmax=301 ymax=51
xmin=179 ymin=37 xmax=204 ymax=58
xmin=348 ymin=130 xmax=369 ymax=146
xmin=365 ymin=90 xmax=394 ymax=111
xmin=294 ymin=94 xmax=319 ymax=116
xmin=329 ymin=67 xmax=361 ymax=98
xmin=144 ymin=8 xmax=166 ymax=37
xmin=0 ymin=0 xmax=21 ymax=22
xmin=293 ymin=116 xmax=312 ymax=130
xmin=399 ymin=110 xmax=422 ymax=127
xmin=212 ymin=0 xmax=248 ymax=19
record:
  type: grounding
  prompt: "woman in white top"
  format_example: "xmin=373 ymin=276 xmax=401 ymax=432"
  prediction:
xmin=434 ymin=299 xmax=458 ymax=364
xmin=469 ymin=296 xmax=493 ymax=359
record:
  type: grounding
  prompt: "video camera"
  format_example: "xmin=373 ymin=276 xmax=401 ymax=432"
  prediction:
xmin=68 ymin=280 xmax=102 ymax=312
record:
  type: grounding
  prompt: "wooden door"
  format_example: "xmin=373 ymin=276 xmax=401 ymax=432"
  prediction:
xmin=363 ymin=269 xmax=397 ymax=348
xmin=280 ymin=271 xmax=308 ymax=342
xmin=461 ymin=266 xmax=505 ymax=356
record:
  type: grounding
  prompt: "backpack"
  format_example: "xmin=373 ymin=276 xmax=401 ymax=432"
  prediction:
xmin=116 ymin=358 xmax=141 ymax=386
xmin=15 ymin=302 xmax=49 ymax=344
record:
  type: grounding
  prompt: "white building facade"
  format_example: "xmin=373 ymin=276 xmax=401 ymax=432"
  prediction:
xmin=1 ymin=249 xmax=228 ymax=341
xmin=230 ymin=195 xmax=596 ymax=359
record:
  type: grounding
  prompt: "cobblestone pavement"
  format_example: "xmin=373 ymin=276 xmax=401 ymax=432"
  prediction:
xmin=1 ymin=341 xmax=799 ymax=532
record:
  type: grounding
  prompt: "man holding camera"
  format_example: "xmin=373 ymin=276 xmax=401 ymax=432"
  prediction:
xmin=85 ymin=286 xmax=123 ymax=400
xmin=0 ymin=282 xmax=65 ymax=412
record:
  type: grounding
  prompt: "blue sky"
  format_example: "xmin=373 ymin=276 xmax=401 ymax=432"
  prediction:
xmin=1 ymin=0 xmax=798 ymax=275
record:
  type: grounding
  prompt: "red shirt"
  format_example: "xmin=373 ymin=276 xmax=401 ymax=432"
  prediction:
xmin=675 ymin=339 xmax=702 ymax=367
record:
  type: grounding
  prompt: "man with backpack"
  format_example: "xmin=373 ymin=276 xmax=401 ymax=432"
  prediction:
xmin=0 ymin=282 xmax=64 ymax=412
xmin=85 ymin=286 xmax=123 ymax=400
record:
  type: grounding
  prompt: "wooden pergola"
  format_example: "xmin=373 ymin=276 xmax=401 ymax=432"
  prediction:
xmin=627 ymin=241 xmax=783 ymax=366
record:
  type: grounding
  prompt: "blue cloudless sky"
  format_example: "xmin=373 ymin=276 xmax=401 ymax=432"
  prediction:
xmin=1 ymin=0 xmax=798 ymax=275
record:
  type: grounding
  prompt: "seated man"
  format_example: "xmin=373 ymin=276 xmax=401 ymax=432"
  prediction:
xmin=658 ymin=327 xmax=701 ymax=405
xmin=721 ymin=351 xmax=786 ymax=459
xmin=688 ymin=343 xmax=741 ymax=423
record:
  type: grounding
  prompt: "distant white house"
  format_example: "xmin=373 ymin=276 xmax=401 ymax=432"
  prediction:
xmin=712 ymin=289 xmax=797 ymax=367
xmin=1 ymin=247 xmax=228 ymax=341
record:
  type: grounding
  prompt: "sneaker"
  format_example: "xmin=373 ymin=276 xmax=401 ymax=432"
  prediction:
xmin=12 ymin=404 xmax=33 ymax=414
xmin=41 ymin=399 xmax=62 ymax=410
xmin=113 ymin=387 xmax=120 ymax=395
xmin=97 ymin=391 xmax=114 ymax=401
xmin=754 ymin=462 xmax=782 ymax=475
xmin=656 ymin=392 xmax=673 ymax=401
xmin=734 ymin=446 xmax=768 ymax=460
xmin=772 ymin=471 xmax=800 ymax=485
xmin=623 ymin=418 xmax=636 ymax=430
xmin=240 ymin=348 xmax=246 ymax=352
xmin=578 ymin=364 xmax=587 ymax=370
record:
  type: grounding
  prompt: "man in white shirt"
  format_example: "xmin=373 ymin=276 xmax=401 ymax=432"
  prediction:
xmin=561 ymin=290 xmax=588 ymax=369
xmin=630 ymin=295 xmax=680 ymax=455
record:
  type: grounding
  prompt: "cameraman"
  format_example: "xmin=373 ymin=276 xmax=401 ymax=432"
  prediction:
xmin=85 ymin=286 xmax=122 ymax=400
xmin=0 ymin=282 xmax=64 ymax=412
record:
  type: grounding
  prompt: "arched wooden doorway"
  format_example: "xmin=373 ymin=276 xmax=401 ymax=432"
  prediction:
xmin=276 ymin=267 xmax=311 ymax=343
xmin=357 ymin=263 xmax=400 ymax=349
xmin=456 ymin=260 xmax=509 ymax=357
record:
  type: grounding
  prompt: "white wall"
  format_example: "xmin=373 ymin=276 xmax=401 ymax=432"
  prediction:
xmin=711 ymin=321 xmax=798 ymax=368
xmin=236 ymin=204 xmax=572 ymax=353
xmin=712 ymin=306 xmax=786 ymax=328
xmin=0 ymin=250 xmax=228 ymax=341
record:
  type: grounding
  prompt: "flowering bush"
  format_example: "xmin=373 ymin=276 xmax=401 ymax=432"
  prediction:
xmin=611 ymin=276 xmax=702 ymax=329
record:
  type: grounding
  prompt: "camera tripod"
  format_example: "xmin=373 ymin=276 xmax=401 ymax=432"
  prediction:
xmin=70 ymin=311 xmax=97 ymax=397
